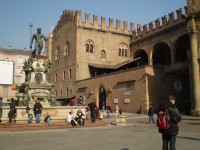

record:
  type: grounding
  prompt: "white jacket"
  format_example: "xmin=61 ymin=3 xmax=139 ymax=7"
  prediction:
xmin=67 ymin=113 xmax=73 ymax=123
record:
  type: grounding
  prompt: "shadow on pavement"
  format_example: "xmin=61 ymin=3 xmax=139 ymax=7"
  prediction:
xmin=177 ymin=136 xmax=200 ymax=141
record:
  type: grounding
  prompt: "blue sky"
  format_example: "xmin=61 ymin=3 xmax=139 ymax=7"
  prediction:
xmin=0 ymin=0 xmax=186 ymax=50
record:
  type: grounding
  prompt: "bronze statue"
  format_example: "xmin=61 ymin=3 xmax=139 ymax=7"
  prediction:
xmin=30 ymin=28 xmax=46 ymax=59
xmin=21 ymin=58 xmax=34 ymax=82
xmin=44 ymin=59 xmax=51 ymax=73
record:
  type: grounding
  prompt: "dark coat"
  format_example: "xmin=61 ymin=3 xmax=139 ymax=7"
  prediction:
xmin=33 ymin=102 xmax=43 ymax=114
xmin=158 ymin=101 xmax=182 ymax=136
xmin=148 ymin=106 xmax=154 ymax=116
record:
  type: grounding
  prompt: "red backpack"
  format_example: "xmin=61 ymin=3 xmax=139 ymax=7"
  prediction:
xmin=157 ymin=109 xmax=172 ymax=130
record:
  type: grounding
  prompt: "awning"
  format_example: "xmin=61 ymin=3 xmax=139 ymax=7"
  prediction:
xmin=88 ymin=57 xmax=141 ymax=69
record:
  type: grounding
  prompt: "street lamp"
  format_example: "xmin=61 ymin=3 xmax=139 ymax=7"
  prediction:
xmin=29 ymin=22 xmax=33 ymax=51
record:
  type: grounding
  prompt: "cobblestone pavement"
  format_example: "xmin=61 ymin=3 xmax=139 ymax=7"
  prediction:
xmin=0 ymin=113 xmax=199 ymax=150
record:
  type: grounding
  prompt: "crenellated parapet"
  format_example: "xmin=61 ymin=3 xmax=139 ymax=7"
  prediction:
xmin=54 ymin=9 xmax=135 ymax=35
xmin=54 ymin=7 xmax=187 ymax=38
xmin=54 ymin=10 xmax=77 ymax=30
xmin=131 ymin=7 xmax=188 ymax=41
xmin=77 ymin=10 xmax=135 ymax=35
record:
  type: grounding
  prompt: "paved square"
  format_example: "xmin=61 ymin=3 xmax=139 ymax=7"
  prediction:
xmin=0 ymin=114 xmax=199 ymax=150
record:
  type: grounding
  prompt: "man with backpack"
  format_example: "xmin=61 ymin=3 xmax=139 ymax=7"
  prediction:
xmin=157 ymin=95 xmax=182 ymax=150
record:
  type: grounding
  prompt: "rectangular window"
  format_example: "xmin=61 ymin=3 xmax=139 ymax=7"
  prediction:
xmin=3 ymin=86 xmax=8 ymax=97
xmin=16 ymin=67 xmax=22 ymax=74
xmin=15 ymin=76 xmax=21 ymax=84
xmin=18 ymin=56 xmax=23 ymax=64
xmin=116 ymin=80 xmax=135 ymax=91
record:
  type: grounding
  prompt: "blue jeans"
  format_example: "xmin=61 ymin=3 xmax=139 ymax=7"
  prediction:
xmin=162 ymin=134 xmax=176 ymax=150
xmin=47 ymin=117 xmax=52 ymax=125
xmin=28 ymin=114 xmax=33 ymax=122
xmin=148 ymin=115 xmax=155 ymax=123
xmin=35 ymin=114 xmax=41 ymax=123
xmin=107 ymin=110 xmax=110 ymax=118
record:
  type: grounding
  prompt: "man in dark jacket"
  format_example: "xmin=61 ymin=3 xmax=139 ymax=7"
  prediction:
xmin=33 ymin=100 xmax=43 ymax=123
xmin=148 ymin=103 xmax=155 ymax=124
xmin=8 ymin=98 xmax=17 ymax=123
xmin=158 ymin=95 xmax=182 ymax=150
xmin=88 ymin=100 xmax=96 ymax=123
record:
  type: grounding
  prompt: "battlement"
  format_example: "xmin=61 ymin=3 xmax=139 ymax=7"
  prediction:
xmin=54 ymin=7 xmax=187 ymax=37
xmin=54 ymin=10 xmax=134 ymax=35
xmin=132 ymin=7 xmax=187 ymax=40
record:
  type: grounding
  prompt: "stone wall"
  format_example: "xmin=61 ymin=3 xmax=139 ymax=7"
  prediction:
xmin=0 ymin=106 xmax=86 ymax=123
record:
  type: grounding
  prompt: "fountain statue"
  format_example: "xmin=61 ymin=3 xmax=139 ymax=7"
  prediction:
xmin=0 ymin=28 xmax=86 ymax=123
xmin=16 ymin=28 xmax=56 ymax=107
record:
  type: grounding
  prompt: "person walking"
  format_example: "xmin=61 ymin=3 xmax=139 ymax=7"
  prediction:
xmin=158 ymin=95 xmax=182 ymax=150
xmin=147 ymin=103 xmax=155 ymax=124
xmin=33 ymin=100 xmax=43 ymax=123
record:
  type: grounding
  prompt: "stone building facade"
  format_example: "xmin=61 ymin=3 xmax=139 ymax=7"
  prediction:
xmin=0 ymin=48 xmax=31 ymax=100
xmin=49 ymin=0 xmax=200 ymax=116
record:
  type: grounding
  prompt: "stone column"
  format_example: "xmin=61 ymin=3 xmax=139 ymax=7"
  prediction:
xmin=170 ymin=46 xmax=176 ymax=64
xmin=188 ymin=17 xmax=200 ymax=116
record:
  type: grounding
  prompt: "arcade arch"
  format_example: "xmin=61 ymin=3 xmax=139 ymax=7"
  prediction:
xmin=152 ymin=42 xmax=171 ymax=66
xmin=174 ymin=34 xmax=190 ymax=63
xmin=133 ymin=49 xmax=148 ymax=66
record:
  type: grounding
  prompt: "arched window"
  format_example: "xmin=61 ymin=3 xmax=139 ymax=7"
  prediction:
xmin=66 ymin=87 xmax=69 ymax=96
xmin=61 ymin=90 xmax=62 ymax=96
xmin=90 ymin=44 xmax=94 ymax=53
xmin=122 ymin=49 xmax=124 ymax=57
xmin=86 ymin=44 xmax=89 ymax=52
xmin=69 ymin=69 xmax=71 ymax=78
xmin=101 ymin=50 xmax=106 ymax=59
xmin=118 ymin=44 xmax=128 ymax=57
xmin=125 ymin=49 xmax=127 ymax=57
xmin=63 ymin=71 xmax=65 ymax=80
xmin=64 ymin=41 xmax=70 ymax=56
xmin=118 ymin=49 xmax=121 ymax=56
xmin=55 ymin=46 xmax=60 ymax=60
xmin=55 ymin=73 xmax=57 ymax=82
xmin=85 ymin=40 xmax=94 ymax=53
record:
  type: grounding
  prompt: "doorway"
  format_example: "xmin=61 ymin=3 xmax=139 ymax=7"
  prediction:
xmin=99 ymin=86 xmax=106 ymax=110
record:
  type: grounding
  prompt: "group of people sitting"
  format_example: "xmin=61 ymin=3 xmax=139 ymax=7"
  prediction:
xmin=67 ymin=109 xmax=86 ymax=126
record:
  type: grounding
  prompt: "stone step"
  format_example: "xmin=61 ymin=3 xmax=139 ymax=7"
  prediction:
xmin=0 ymin=119 xmax=108 ymax=131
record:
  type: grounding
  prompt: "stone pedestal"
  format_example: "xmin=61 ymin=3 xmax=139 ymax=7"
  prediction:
xmin=116 ymin=115 xmax=127 ymax=126
xmin=0 ymin=106 xmax=86 ymax=123
xmin=191 ymin=109 xmax=200 ymax=117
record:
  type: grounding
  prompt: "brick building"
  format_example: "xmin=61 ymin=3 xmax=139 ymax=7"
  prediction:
xmin=48 ymin=0 xmax=200 ymax=116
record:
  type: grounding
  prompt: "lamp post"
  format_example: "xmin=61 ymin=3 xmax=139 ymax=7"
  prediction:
xmin=29 ymin=22 xmax=33 ymax=51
